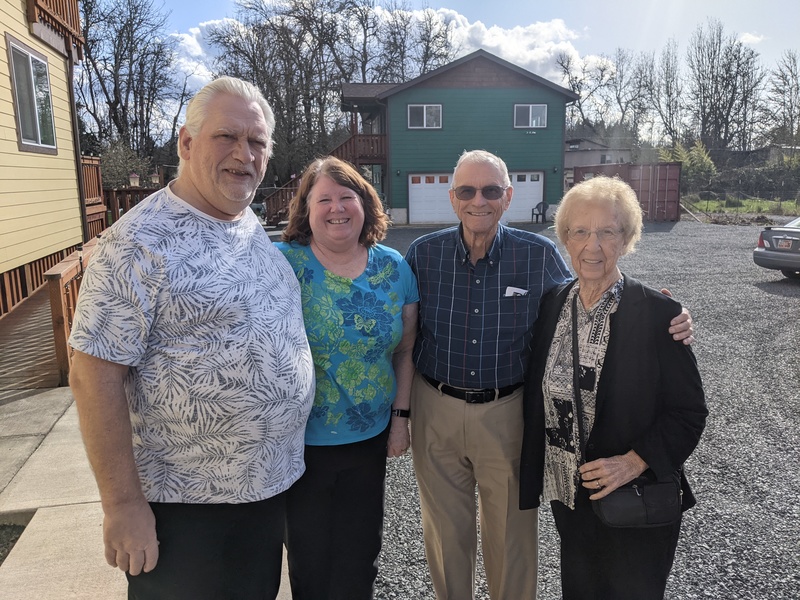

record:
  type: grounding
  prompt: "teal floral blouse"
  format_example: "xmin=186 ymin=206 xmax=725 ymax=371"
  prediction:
xmin=275 ymin=242 xmax=419 ymax=445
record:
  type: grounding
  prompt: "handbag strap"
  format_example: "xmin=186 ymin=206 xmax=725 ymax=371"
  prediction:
xmin=571 ymin=293 xmax=588 ymax=465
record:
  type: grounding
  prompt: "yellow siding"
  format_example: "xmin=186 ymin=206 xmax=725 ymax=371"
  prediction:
xmin=0 ymin=0 xmax=83 ymax=274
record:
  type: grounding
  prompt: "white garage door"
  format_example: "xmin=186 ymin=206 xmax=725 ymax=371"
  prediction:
xmin=408 ymin=174 xmax=454 ymax=224
xmin=408 ymin=171 xmax=544 ymax=224
xmin=503 ymin=172 xmax=545 ymax=223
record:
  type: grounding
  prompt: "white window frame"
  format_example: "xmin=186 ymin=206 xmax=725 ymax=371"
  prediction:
xmin=408 ymin=104 xmax=442 ymax=129
xmin=6 ymin=34 xmax=57 ymax=154
xmin=514 ymin=104 xmax=547 ymax=129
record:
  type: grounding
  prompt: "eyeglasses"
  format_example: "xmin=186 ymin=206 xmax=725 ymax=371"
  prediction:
xmin=452 ymin=185 xmax=508 ymax=201
xmin=567 ymin=228 xmax=623 ymax=242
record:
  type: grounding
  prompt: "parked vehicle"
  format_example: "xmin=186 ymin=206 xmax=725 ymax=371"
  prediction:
xmin=753 ymin=216 xmax=800 ymax=279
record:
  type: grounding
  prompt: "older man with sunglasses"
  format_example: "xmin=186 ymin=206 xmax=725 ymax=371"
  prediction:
xmin=404 ymin=150 xmax=693 ymax=600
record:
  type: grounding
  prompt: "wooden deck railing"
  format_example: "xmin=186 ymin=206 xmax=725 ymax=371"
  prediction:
xmin=44 ymin=238 xmax=98 ymax=385
xmin=329 ymin=134 xmax=386 ymax=164
xmin=81 ymin=156 xmax=103 ymax=205
xmin=81 ymin=156 xmax=106 ymax=236
xmin=104 ymin=187 xmax=160 ymax=224
xmin=26 ymin=0 xmax=84 ymax=57
xmin=263 ymin=185 xmax=298 ymax=226
xmin=260 ymin=134 xmax=386 ymax=224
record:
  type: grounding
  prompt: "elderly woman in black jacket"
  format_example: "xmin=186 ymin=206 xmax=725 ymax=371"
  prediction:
xmin=520 ymin=176 xmax=707 ymax=599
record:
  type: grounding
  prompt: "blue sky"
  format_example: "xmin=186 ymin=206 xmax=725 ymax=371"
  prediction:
xmin=162 ymin=0 xmax=798 ymax=72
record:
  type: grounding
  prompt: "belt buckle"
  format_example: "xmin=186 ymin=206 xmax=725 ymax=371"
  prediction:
xmin=464 ymin=390 xmax=488 ymax=403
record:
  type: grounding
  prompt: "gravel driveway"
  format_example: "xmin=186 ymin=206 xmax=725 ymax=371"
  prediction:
xmin=374 ymin=219 xmax=800 ymax=599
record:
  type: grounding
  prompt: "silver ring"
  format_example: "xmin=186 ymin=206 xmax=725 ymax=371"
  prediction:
xmin=596 ymin=480 xmax=602 ymax=489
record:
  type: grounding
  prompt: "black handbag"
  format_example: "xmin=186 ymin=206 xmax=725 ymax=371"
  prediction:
xmin=570 ymin=294 xmax=682 ymax=528
xmin=591 ymin=475 xmax=682 ymax=528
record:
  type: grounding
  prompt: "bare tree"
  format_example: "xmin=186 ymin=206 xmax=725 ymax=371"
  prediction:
xmin=76 ymin=0 xmax=187 ymax=157
xmin=208 ymin=0 xmax=457 ymax=180
xmin=685 ymin=18 xmax=766 ymax=152
xmin=413 ymin=8 xmax=456 ymax=75
xmin=765 ymin=50 xmax=800 ymax=154
xmin=556 ymin=51 xmax=614 ymax=134
xmin=597 ymin=48 xmax=650 ymax=146
xmin=643 ymin=39 xmax=685 ymax=147
xmin=341 ymin=0 xmax=382 ymax=83
xmin=375 ymin=0 xmax=414 ymax=82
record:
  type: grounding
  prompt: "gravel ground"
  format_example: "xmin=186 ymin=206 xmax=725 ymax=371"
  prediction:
xmin=2 ymin=218 xmax=797 ymax=598
xmin=374 ymin=218 xmax=800 ymax=599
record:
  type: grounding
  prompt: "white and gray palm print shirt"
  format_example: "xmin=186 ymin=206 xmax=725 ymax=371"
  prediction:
xmin=70 ymin=185 xmax=315 ymax=503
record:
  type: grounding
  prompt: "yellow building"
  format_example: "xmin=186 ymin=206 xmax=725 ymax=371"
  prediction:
xmin=1 ymin=0 xmax=90 ymax=317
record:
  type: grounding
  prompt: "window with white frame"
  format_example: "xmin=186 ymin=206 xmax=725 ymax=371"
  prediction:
xmin=408 ymin=104 xmax=442 ymax=129
xmin=6 ymin=34 xmax=57 ymax=154
xmin=514 ymin=104 xmax=547 ymax=128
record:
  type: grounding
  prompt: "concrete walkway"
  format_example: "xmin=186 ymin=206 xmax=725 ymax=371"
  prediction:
xmin=0 ymin=386 xmax=293 ymax=598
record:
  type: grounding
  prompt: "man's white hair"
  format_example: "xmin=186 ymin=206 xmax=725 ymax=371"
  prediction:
xmin=177 ymin=77 xmax=275 ymax=175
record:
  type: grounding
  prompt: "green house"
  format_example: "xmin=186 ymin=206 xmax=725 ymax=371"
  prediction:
xmin=339 ymin=49 xmax=578 ymax=224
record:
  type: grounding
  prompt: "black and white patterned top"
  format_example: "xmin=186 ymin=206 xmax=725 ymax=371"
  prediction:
xmin=541 ymin=278 xmax=624 ymax=509
xmin=69 ymin=185 xmax=315 ymax=504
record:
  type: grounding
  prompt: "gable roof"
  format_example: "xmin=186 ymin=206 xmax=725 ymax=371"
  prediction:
xmin=377 ymin=49 xmax=578 ymax=101
xmin=341 ymin=49 xmax=579 ymax=108
xmin=341 ymin=83 xmax=399 ymax=104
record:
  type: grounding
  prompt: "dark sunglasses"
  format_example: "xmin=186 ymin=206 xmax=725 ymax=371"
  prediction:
xmin=452 ymin=185 xmax=508 ymax=201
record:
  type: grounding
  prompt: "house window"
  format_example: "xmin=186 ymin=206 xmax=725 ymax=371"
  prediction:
xmin=6 ymin=34 xmax=56 ymax=154
xmin=408 ymin=104 xmax=442 ymax=129
xmin=514 ymin=104 xmax=547 ymax=128
xmin=600 ymin=154 xmax=611 ymax=164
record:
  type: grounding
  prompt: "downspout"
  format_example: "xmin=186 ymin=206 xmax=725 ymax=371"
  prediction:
xmin=66 ymin=40 xmax=89 ymax=243
xmin=376 ymin=97 xmax=390 ymax=213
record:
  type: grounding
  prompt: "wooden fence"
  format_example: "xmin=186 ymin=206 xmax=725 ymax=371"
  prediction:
xmin=105 ymin=187 xmax=159 ymax=224
xmin=43 ymin=238 xmax=98 ymax=385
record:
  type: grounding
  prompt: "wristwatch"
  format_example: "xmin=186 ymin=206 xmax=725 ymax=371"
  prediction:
xmin=390 ymin=408 xmax=410 ymax=418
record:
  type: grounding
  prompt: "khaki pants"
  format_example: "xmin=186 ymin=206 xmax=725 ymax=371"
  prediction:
xmin=410 ymin=373 xmax=539 ymax=600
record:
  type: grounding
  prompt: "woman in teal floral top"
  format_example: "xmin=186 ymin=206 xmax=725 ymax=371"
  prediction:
xmin=275 ymin=157 xmax=419 ymax=599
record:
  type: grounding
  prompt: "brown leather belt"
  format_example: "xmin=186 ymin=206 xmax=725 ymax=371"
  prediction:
xmin=423 ymin=375 xmax=522 ymax=404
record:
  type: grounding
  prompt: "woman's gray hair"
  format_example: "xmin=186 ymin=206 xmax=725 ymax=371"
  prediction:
xmin=452 ymin=150 xmax=511 ymax=187
xmin=178 ymin=77 xmax=275 ymax=174
xmin=555 ymin=176 xmax=643 ymax=255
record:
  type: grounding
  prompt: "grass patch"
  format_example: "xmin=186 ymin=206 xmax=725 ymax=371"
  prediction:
xmin=0 ymin=524 xmax=25 ymax=566
xmin=684 ymin=194 xmax=800 ymax=216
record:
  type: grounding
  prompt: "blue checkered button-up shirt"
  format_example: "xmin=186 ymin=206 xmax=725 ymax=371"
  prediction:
xmin=405 ymin=224 xmax=571 ymax=389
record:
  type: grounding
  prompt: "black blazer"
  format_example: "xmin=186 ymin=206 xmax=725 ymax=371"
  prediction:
xmin=520 ymin=275 xmax=707 ymax=511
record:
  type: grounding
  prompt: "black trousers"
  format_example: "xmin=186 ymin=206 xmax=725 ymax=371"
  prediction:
xmin=285 ymin=426 xmax=390 ymax=600
xmin=127 ymin=493 xmax=287 ymax=600
xmin=551 ymin=488 xmax=682 ymax=600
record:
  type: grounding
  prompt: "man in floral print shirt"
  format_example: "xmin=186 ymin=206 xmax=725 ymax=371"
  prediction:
xmin=68 ymin=77 xmax=315 ymax=599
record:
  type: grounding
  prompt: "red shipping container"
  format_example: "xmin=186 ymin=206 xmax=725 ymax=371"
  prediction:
xmin=571 ymin=162 xmax=682 ymax=222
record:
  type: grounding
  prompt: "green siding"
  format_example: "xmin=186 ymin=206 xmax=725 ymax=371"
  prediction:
xmin=387 ymin=87 xmax=569 ymax=209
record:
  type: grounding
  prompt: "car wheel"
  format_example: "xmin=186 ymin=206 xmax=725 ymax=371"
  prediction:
xmin=780 ymin=269 xmax=800 ymax=279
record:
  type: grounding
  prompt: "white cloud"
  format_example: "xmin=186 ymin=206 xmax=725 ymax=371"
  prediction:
xmin=458 ymin=20 xmax=579 ymax=81
xmin=172 ymin=20 xmax=234 ymax=91
xmin=739 ymin=32 xmax=766 ymax=46
xmin=171 ymin=10 xmax=584 ymax=89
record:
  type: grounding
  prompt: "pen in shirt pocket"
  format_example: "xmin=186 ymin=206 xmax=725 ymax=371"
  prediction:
xmin=503 ymin=286 xmax=529 ymax=297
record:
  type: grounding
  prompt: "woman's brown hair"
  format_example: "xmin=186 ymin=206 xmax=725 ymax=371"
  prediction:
xmin=281 ymin=156 xmax=389 ymax=247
